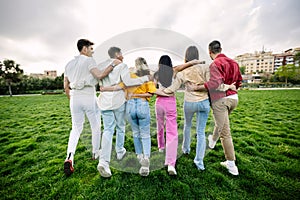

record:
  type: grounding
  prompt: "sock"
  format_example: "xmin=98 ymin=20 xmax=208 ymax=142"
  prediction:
xmin=66 ymin=152 xmax=74 ymax=164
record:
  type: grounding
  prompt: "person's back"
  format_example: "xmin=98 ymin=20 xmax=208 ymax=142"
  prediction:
xmin=179 ymin=64 xmax=210 ymax=102
xmin=97 ymin=59 xmax=128 ymax=110
xmin=65 ymin=55 xmax=97 ymax=95
xmin=213 ymin=55 xmax=242 ymax=97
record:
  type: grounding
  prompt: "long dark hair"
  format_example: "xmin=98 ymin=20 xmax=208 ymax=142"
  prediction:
xmin=156 ymin=55 xmax=173 ymax=88
xmin=185 ymin=46 xmax=199 ymax=63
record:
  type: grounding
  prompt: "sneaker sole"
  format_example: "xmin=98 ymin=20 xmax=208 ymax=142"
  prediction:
xmin=168 ymin=170 xmax=177 ymax=176
xmin=64 ymin=160 xmax=74 ymax=176
xmin=97 ymin=165 xmax=112 ymax=178
xmin=139 ymin=167 xmax=149 ymax=176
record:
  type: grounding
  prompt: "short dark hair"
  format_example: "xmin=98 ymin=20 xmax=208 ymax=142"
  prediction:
xmin=108 ymin=47 xmax=121 ymax=58
xmin=77 ymin=39 xmax=94 ymax=52
xmin=209 ymin=40 xmax=222 ymax=54
xmin=157 ymin=55 xmax=173 ymax=88
xmin=185 ymin=46 xmax=199 ymax=63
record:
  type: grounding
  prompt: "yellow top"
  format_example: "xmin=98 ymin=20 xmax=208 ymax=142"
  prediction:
xmin=119 ymin=73 xmax=157 ymax=101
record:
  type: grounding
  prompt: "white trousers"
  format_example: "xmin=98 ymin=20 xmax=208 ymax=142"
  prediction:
xmin=67 ymin=94 xmax=101 ymax=155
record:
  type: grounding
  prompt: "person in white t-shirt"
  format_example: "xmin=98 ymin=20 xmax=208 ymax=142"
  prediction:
xmin=63 ymin=39 xmax=120 ymax=176
xmin=96 ymin=47 xmax=151 ymax=178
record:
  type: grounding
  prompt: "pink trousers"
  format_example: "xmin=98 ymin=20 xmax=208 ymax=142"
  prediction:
xmin=155 ymin=96 xmax=178 ymax=167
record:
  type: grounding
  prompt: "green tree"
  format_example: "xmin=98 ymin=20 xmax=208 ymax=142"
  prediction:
xmin=0 ymin=59 xmax=24 ymax=96
xmin=239 ymin=66 xmax=246 ymax=74
xmin=275 ymin=64 xmax=296 ymax=87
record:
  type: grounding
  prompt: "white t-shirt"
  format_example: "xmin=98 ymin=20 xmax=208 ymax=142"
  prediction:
xmin=97 ymin=59 xmax=148 ymax=110
xmin=64 ymin=55 xmax=97 ymax=96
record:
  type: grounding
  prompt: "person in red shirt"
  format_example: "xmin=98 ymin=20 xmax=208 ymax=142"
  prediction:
xmin=188 ymin=40 xmax=242 ymax=175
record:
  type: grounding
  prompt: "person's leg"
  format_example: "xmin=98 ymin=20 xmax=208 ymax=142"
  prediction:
xmin=137 ymin=99 xmax=151 ymax=158
xmin=220 ymin=98 xmax=238 ymax=161
xmin=213 ymin=98 xmax=239 ymax=175
xmin=155 ymin=97 xmax=166 ymax=150
xmin=67 ymin=96 xmax=85 ymax=157
xmin=194 ymin=99 xmax=210 ymax=170
xmin=126 ymin=99 xmax=142 ymax=156
xmin=99 ymin=110 xmax=115 ymax=163
xmin=85 ymin=96 xmax=101 ymax=158
xmin=182 ymin=101 xmax=195 ymax=154
xmin=114 ymin=103 xmax=127 ymax=159
xmin=165 ymin=97 xmax=178 ymax=167
xmin=137 ymin=99 xmax=151 ymax=176
xmin=65 ymin=96 xmax=85 ymax=176
xmin=211 ymin=99 xmax=227 ymax=142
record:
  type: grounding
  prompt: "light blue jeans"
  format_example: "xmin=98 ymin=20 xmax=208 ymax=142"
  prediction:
xmin=126 ymin=98 xmax=151 ymax=157
xmin=182 ymin=99 xmax=210 ymax=170
xmin=99 ymin=103 xmax=126 ymax=163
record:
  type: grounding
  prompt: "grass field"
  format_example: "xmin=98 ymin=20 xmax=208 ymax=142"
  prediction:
xmin=0 ymin=90 xmax=300 ymax=199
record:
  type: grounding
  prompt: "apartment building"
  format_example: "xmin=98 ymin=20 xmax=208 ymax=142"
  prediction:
xmin=274 ymin=47 xmax=300 ymax=72
xmin=235 ymin=51 xmax=274 ymax=74
xmin=235 ymin=47 xmax=300 ymax=74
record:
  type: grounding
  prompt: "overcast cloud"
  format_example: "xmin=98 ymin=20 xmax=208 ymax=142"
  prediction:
xmin=0 ymin=0 xmax=299 ymax=74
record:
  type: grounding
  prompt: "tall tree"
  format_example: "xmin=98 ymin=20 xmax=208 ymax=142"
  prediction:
xmin=275 ymin=64 xmax=296 ymax=87
xmin=0 ymin=59 xmax=24 ymax=96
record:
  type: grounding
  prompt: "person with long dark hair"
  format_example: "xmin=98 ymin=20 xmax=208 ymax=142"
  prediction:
xmin=163 ymin=46 xmax=235 ymax=171
xmin=154 ymin=55 xmax=178 ymax=175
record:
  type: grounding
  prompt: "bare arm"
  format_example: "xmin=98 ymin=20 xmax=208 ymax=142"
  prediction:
xmin=173 ymin=60 xmax=204 ymax=72
xmin=155 ymin=89 xmax=173 ymax=96
xmin=90 ymin=59 xmax=121 ymax=80
xmin=100 ymin=84 xmax=123 ymax=92
xmin=64 ymin=76 xmax=71 ymax=100
xmin=129 ymin=92 xmax=153 ymax=98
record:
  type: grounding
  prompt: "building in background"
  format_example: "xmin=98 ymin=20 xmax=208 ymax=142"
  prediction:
xmin=30 ymin=70 xmax=57 ymax=79
xmin=274 ymin=47 xmax=300 ymax=72
xmin=234 ymin=47 xmax=300 ymax=84
xmin=235 ymin=50 xmax=274 ymax=75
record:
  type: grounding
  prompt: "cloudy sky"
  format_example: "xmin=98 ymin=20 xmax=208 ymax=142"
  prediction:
xmin=0 ymin=0 xmax=299 ymax=75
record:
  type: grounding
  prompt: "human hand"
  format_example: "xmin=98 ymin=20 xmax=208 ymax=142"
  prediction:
xmin=147 ymin=74 xmax=154 ymax=81
xmin=112 ymin=59 xmax=122 ymax=66
xmin=186 ymin=82 xmax=199 ymax=91
xmin=229 ymin=82 xmax=237 ymax=91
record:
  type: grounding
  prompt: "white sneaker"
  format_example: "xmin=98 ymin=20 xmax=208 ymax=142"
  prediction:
xmin=117 ymin=149 xmax=126 ymax=160
xmin=158 ymin=148 xmax=164 ymax=153
xmin=208 ymin=134 xmax=217 ymax=149
xmin=139 ymin=158 xmax=150 ymax=176
xmin=167 ymin=165 xmax=177 ymax=176
xmin=97 ymin=162 xmax=112 ymax=178
xmin=220 ymin=161 xmax=239 ymax=176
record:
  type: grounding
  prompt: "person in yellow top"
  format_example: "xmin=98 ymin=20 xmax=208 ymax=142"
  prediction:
xmin=101 ymin=57 xmax=165 ymax=176
xmin=101 ymin=57 xmax=202 ymax=176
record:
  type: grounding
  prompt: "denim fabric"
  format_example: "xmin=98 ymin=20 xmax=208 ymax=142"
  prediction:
xmin=126 ymin=98 xmax=151 ymax=157
xmin=99 ymin=103 xmax=126 ymax=163
xmin=182 ymin=99 xmax=210 ymax=170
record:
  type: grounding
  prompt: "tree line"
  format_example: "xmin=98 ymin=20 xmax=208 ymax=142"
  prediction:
xmin=0 ymin=59 xmax=63 ymax=96
xmin=1 ymin=57 xmax=300 ymax=96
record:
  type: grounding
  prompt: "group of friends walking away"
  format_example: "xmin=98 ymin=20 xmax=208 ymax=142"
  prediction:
xmin=63 ymin=38 xmax=242 ymax=178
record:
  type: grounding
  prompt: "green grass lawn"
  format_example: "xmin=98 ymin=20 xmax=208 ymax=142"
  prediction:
xmin=0 ymin=90 xmax=299 ymax=199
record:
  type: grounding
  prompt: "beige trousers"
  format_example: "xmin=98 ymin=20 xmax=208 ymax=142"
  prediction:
xmin=211 ymin=97 xmax=238 ymax=161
